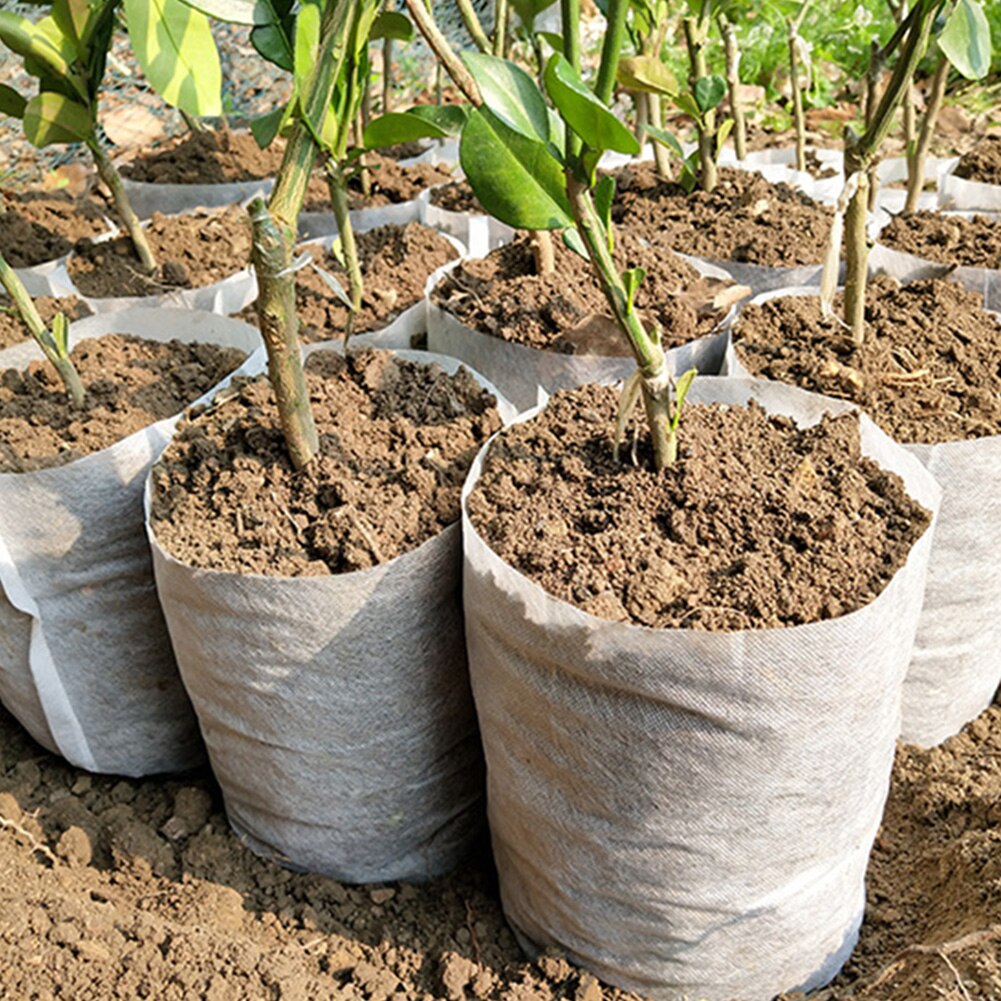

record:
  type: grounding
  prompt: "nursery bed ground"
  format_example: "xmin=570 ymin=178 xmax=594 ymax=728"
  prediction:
xmin=0 ymin=295 xmax=91 ymax=350
xmin=879 ymin=211 xmax=1001 ymax=269
xmin=0 ymin=191 xmax=110 ymax=268
xmin=122 ymin=128 xmax=284 ymax=184
xmin=2 ymin=693 xmax=1000 ymax=1000
xmin=303 ymin=154 xmax=454 ymax=212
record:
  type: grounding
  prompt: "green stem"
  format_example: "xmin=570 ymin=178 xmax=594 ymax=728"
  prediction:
xmin=684 ymin=10 xmax=717 ymax=193
xmin=594 ymin=0 xmax=628 ymax=104
xmin=647 ymin=93 xmax=673 ymax=180
xmin=456 ymin=0 xmax=491 ymax=52
xmin=0 ymin=254 xmax=84 ymax=406
xmin=327 ymin=167 xmax=364 ymax=345
xmin=88 ymin=137 xmax=156 ymax=272
xmin=566 ymin=175 xmax=675 ymax=469
xmin=403 ymin=0 xmax=482 ymax=105
xmin=843 ymin=150 xmax=870 ymax=346
xmin=904 ymin=55 xmax=948 ymax=213
xmin=560 ymin=0 xmax=582 ymax=159
xmin=492 ymin=0 xmax=508 ymax=56
xmin=719 ymin=15 xmax=746 ymax=160
xmin=788 ymin=20 xmax=807 ymax=172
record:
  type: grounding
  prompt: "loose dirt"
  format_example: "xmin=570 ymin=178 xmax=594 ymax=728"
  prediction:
xmin=879 ymin=210 xmax=1001 ymax=269
xmin=279 ymin=222 xmax=459 ymax=342
xmin=432 ymin=230 xmax=741 ymax=354
xmin=429 ymin=180 xmax=484 ymax=213
xmin=150 ymin=349 xmax=501 ymax=577
xmin=733 ymin=276 xmax=1001 ymax=444
xmin=468 ymin=383 xmax=928 ymax=631
xmin=0 ymin=191 xmax=110 ymax=267
xmin=67 ymin=206 xmax=252 ymax=299
xmin=953 ymin=135 xmax=1001 ymax=185
xmin=121 ymin=128 xmax=284 ymax=184
xmin=303 ymin=154 xmax=453 ymax=212
xmin=0 ymin=333 xmax=246 ymax=472
xmin=611 ymin=162 xmax=833 ymax=266
xmin=0 ymin=295 xmax=91 ymax=350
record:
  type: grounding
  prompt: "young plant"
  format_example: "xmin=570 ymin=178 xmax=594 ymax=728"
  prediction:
xmin=833 ymin=0 xmax=991 ymax=343
xmin=0 ymin=255 xmax=83 ymax=406
xmin=0 ymin=0 xmax=221 ymax=274
xmin=786 ymin=1 xmax=813 ymax=172
xmin=406 ymin=0 xmax=695 ymax=470
xmin=717 ymin=11 xmax=746 ymax=161
xmin=903 ymin=0 xmax=991 ymax=211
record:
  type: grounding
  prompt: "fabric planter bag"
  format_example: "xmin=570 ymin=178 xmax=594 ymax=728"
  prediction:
xmin=462 ymin=374 xmax=939 ymax=1001
xmin=723 ymin=286 xmax=1001 ymax=746
xmin=147 ymin=346 xmax=517 ymax=883
xmin=0 ymin=308 xmax=262 ymax=776
xmin=417 ymin=184 xmax=515 ymax=259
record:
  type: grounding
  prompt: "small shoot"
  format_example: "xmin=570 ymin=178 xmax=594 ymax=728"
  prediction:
xmin=666 ymin=368 xmax=697 ymax=465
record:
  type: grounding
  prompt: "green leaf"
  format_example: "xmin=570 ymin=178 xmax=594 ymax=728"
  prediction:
xmin=623 ymin=266 xmax=645 ymax=313
xmin=293 ymin=0 xmax=320 ymax=94
xmin=0 ymin=12 xmax=76 ymax=84
xmin=363 ymin=104 xmax=467 ymax=149
xmin=544 ymin=54 xmax=640 ymax=156
xmin=51 ymin=0 xmax=90 ymax=54
xmin=51 ymin=312 xmax=69 ymax=357
xmin=537 ymin=30 xmax=564 ymax=54
xmin=715 ymin=117 xmax=735 ymax=159
xmin=938 ymin=0 xmax=991 ymax=80
xmin=180 ymin=0 xmax=276 ymax=23
xmin=670 ymin=368 xmax=697 ymax=432
xmin=23 ymin=91 xmax=92 ymax=147
xmin=462 ymin=51 xmax=549 ymax=143
xmin=562 ymin=227 xmax=587 ymax=258
xmin=644 ymin=123 xmax=685 ymax=159
xmin=251 ymin=22 xmax=293 ymax=69
xmin=369 ymin=11 xmax=412 ymax=42
xmin=594 ymin=175 xmax=615 ymax=232
xmin=124 ymin=0 xmax=222 ymax=117
xmin=460 ymin=106 xmax=573 ymax=230
xmin=617 ymin=56 xmax=677 ymax=96
xmin=511 ymin=0 xmax=557 ymax=28
xmin=674 ymin=91 xmax=703 ymax=125
xmin=250 ymin=102 xmax=290 ymax=147
xmin=0 ymin=85 xmax=27 ymax=119
xmin=694 ymin=74 xmax=726 ymax=113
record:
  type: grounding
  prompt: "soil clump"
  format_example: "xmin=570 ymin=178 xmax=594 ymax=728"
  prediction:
xmin=432 ymin=230 xmax=740 ymax=354
xmin=879 ymin=210 xmax=1001 ymax=269
xmin=953 ymin=135 xmax=1001 ymax=185
xmin=734 ymin=276 xmax=1001 ymax=444
xmin=0 ymin=295 xmax=91 ymax=350
xmin=67 ymin=206 xmax=252 ymax=299
xmin=303 ymin=154 xmax=453 ymax=211
xmin=121 ymin=129 xmax=283 ymax=184
xmin=429 ymin=179 xmax=484 ymax=213
xmin=468 ymin=383 xmax=928 ymax=631
xmin=611 ymin=162 xmax=833 ymax=266
xmin=0 ymin=191 xmax=109 ymax=268
xmin=150 ymin=348 xmax=501 ymax=576
xmin=0 ymin=333 xmax=246 ymax=472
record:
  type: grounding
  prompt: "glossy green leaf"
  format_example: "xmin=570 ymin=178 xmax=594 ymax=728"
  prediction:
xmin=23 ymin=91 xmax=92 ymax=146
xmin=715 ymin=117 xmax=735 ymax=160
xmin=50 ymin=0 xmax=89 ymax=54
xmin=938 ymin=0 xmax=991 ymax=80
xmin=673 ymin=91 xmax=703 ymax=124
xmin=623 ymin=266 xmax=645 ymax=313
xmin=363 ymin=110 xmax=450 ymax=147
xmin=180 ymin=0 xmax=276 ymax=23
xmin=124 ymin=0 xmax=222 ymax=116
xmin=251 ymin=23 xmax=292 ymax=69
xmin=369 ymin=11 xmax=412 ymax=41
xmin=0 ymin=12 xmax=76 ymax=83
xmin=463 ymin=51 xmax=549 ymax=143
xmin=51 ymin=312 xmax=69 ymax=357
xmin=594 ymin=175 xmax=615 ymax=231
xmin=544 ymin=54 xmax=639 ymax=155
xmin=460 ymin=106 xmax=572 ymax=230
xmin=410 ymin=104 xmax=468 ymax=133
xmin=250 ymin=101 xmax=290 ymax=147
xmin=644 ymin=123 xmax=685 ymax=159
xmin=670 ymin=368 xmax=697 ymax=431
xmin=511 ymin=0 xmax=557 ymax=28
xmin=0 ymin=84 xmax=27 ymax=119
xmin=617 ymin=56 xmax=677 ymax=96
xmin=562 ymin=227 xmax=587 ymax=258
xmin=537 ymin=30 xmax=564 ymax=54
xmin=694 ymin=74 xmax=726 ymax=113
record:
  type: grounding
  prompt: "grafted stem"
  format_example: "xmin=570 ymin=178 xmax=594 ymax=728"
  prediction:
xmin=0 ymin=253 xmax=84 ymax=406
xmin=684 ymin=8 xmax=717 ymax=193
xmin=719 ymin=15 xmax=746 ymax=160
xmin=327 ymin=166 xmax=364 ymax=344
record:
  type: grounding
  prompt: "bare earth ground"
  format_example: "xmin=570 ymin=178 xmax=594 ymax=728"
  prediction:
xmin=2 ymin=693 xmax=1001 ymax=1001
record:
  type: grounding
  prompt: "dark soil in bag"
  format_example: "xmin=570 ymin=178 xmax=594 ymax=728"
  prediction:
xmin=611 ymin=162 xmax=834 ymax=267
xmin=303 ymin=153 xmax=453 ymax=211
xmin=0 ymin=334 xmax=247 ymax=472
xmin=121 ymin=129 xmax=284 ymax=184
xmin=67 ymin=207 xmax=252 ymax=299
xmin=468 ymin=383 xmax=929 ymax=631
xmin=0 ymin=191 xmax=109 ymax=268
xmin=953 ymin=135 xmax=1001 ymax=185
xmin=734 ymin=276 xmax=1001 ymax=444
xmin=151 ymin=349 xmax=501 ymax=576
xmin=429 ymin=179 xmax=484 ymax=213
xmin=879 ymin=210 xmax=1001 ymax=269
xmin=432 ymin=229 xmax=742 ymax=354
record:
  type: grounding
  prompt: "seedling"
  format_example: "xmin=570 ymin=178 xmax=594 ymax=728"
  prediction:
xmin=0 ymin=255 xmax=83 ymax=406
xmin=0 ymin=0 xmax=222 ymax=274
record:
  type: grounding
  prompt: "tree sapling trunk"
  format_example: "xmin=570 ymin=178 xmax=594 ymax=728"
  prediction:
xmin=904 ymin=56 xmax=949 ymax=213
xmin=326 ymin=165 xmax=365 ymax=343
xmin=719 ymin=15 xmax=746 ymax=161
xmin=787 ymin=2 xmax=813 ymax=173
xmin=683 ymin=6 xmax=717 ymax=193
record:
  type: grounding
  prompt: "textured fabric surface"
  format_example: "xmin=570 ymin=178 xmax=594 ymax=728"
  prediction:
xmin=147 ymin=348 xmax=514 ymax=883
xmin=723 ymin=287 xmax=1001 ymax=746
xmin=0 ymin=309 xmax=263 ymax=775
xmin=461 ymin=375 xmax=939 ymax=1001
